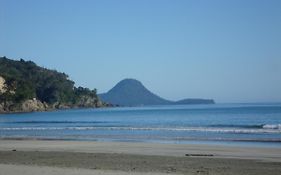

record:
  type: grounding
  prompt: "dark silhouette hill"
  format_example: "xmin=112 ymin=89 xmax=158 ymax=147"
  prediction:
xmin=99 ymin=79 xmax=171 ymax=106
xmin=99 ymin=79 xmax=215 ymax=106
xmin=174 ymin=98 xmax=215 ymax=105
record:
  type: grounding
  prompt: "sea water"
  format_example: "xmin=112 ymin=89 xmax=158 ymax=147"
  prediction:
xmin=0 ymin=104 xmax=281 ymax=147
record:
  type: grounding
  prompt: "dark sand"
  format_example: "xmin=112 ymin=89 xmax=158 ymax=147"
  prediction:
xmin=0 ymin=140 xmax=281 ymax=175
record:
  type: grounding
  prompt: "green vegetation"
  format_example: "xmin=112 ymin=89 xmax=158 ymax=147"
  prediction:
xmin=0 ymin=56 xmax=102 ymax=111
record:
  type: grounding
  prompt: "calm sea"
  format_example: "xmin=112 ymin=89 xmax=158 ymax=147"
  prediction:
xmin=1 ymin=104 xmax=281 ymax=147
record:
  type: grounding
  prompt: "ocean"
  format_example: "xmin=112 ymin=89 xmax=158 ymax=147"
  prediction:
xmin=0 ymin=104 xmax=281 ymax=147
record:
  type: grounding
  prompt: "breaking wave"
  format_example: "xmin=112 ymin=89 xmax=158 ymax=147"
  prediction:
xmin=210 ymin=124 xmax=281 ymax=129
xmin=1 ymin=125 xmax=281 ymax=134
xmin=6 ymin=121 xmax=110 ymax=124
xmin=262 ymin=124 xmax=281 ymax=129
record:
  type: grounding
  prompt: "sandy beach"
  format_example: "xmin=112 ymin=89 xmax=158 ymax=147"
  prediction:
xmin=0 ymin=140 xmax=281 ymax=175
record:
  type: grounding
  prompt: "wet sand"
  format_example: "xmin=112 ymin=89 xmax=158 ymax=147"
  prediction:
xmin=0 ymin=140 xmax=281 ymax=175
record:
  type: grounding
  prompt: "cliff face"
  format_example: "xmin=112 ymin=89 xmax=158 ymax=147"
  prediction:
xmin=0 ymin=99 xmax=48 ymax=113
xmin=21 ymin=99 xmax=49 ymax=112
xmin=0 ymin=76 xmax=6 ymax=93
xmin=74 ymin=95 xmax=104 ymax=108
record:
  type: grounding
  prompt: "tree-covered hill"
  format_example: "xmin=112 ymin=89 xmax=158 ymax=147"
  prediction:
xmin=0 ymin=56 xmax=106 ymax=113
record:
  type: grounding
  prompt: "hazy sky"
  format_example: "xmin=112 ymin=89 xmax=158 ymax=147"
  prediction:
xmin=1 ymin=0 xmax=281 ymax=103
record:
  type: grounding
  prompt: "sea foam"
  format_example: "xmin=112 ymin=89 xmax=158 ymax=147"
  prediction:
xmin=1 ymin=126 xmax=281 ymax=134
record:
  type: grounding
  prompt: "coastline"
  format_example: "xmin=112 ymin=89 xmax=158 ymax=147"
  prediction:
xmin=0 ymin=104 xmax=113 ymax=114
xmin=0 ymin=140 xmax=281 ymax=175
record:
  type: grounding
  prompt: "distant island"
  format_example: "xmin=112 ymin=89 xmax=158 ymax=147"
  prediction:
xmin=99 ymin=79 xmax=215 ymax=106
xmin=0 ymin=56 xmax=108 ymax=113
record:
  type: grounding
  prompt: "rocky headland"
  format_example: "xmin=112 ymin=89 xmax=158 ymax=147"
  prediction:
xmin=0 ymin=57 xmax=109 ymax=114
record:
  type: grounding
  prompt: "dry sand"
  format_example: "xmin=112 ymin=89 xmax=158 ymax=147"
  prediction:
xmin=0 ymin=140 xmax=281 ymax=175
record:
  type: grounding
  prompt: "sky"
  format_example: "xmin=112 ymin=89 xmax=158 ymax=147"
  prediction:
xmin=0 ymin=0 xmax=281 ymax=103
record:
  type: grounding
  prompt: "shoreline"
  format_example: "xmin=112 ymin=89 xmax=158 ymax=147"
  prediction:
xmin=0 ymin=140 xmax=281 ymax=175
xmin=0 ymin=105 xmax=113 ymax=115
xmin=1 ymin=136 xmax=281 ymax=148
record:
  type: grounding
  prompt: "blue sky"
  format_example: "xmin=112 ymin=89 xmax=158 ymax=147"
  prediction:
xmin=1 ymin=0 xmax=281 ymax=103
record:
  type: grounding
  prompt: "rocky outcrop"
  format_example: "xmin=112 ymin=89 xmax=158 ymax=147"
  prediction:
xmin=0 ymin=99 xmax=49 ymax=113
xmin=0 ymin=76 xmax=6 ymax=93
xmin=0 ymin=101 xmax=14 ymax=113
xmin=21 ymin=98 xmax=49 ymax=112
xmin=75 ymin=96 xmax=99 ymax=108
xmin=0 ymin=103 xmax=5 ymax=113
xmin=0 ymin=97 xmax=110 ymax=114
xmin=47 ymin=96 xmax=108 ymax=109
